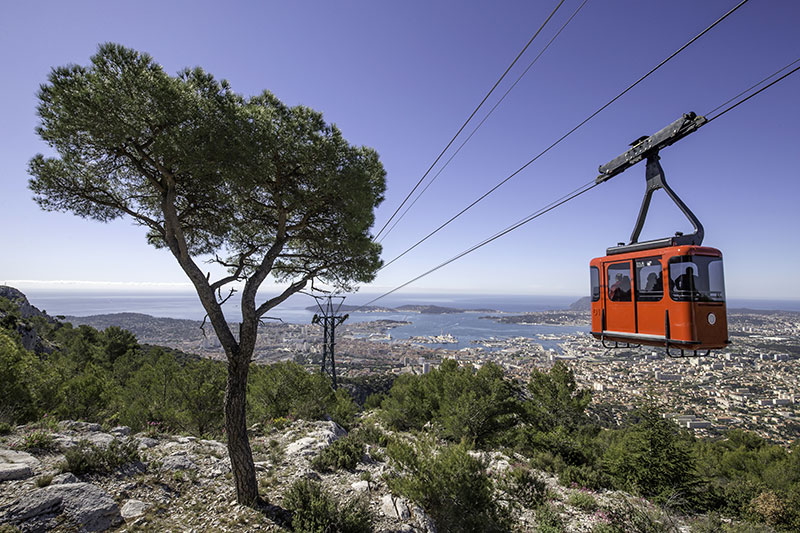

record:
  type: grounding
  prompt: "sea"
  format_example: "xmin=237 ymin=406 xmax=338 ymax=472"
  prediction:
xmin=19 ymin=289 xmax=800 ymax=352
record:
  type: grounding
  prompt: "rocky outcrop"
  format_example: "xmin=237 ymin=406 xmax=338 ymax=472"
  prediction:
xmin=0 ymin=285 xmax=58 ymax=353
xmin=3 ymin=482 xmax=122 ymax=532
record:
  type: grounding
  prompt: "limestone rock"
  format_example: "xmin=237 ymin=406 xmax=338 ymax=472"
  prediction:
xmin=4 ymin=482 xmax=121 ymax=532
xmin=381 ymin=494 xmax=411 ymax=520
xmin=120 ymin=499 xmax=148 ymax=520
xmin=87 ymin=433 xmax=115 ymax=447
xmin=0 ymin=462 xmax=33 ymax=481
xmin=110 ymin=426 xmax=131 ymax=437
xmin=0 ymin=448 xmax=41 ymax=467
xmin=136 ymin=437 xmax=158 ymax=449
xmin=160 ymin=454 xmax=197 ymax=471
xmin=51 ymin=472 xmax=80 ymax=485
xmin=59 ymin=420 xmax=102 ymax=433
xmin=285 ymin=421 xmax=346 ymax=458
xmin=351 ymin=480 xmax=370 ymax=492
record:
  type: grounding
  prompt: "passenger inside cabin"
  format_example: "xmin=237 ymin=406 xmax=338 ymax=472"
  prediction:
xmin=675 ymin=266 xmax=699 ymax=293
xmin=609 ymin=273 xmax=631 ymax=301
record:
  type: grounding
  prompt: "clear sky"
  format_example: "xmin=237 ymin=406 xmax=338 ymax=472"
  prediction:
xmin=1 ymin=0 xmax=799 ymax=301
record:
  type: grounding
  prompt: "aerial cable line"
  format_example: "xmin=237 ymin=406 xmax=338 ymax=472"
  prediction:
xmin=359 ymin=178 xmax=600 ymax=309
xmin=705 ymin=57 xmax=800 ymax=118
xmin=372 ymin=0 xmax=568 ymax=241
xmin=377 ymin=0 xmax=750 ymax=272
xmin=359 ymin=50 xmax=800 ymax=311
xmin=706 ymin=58 xmax=800 ymax=122
xmin=378 ymin=0 xmax=591 ymax=243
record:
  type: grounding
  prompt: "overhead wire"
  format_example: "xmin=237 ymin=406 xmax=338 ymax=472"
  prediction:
xmin=376 ymin=0 xmax=751 ymax=272
xmin=705 ymin=57 xmax=800 ymax=118
xmin=360 ymin=178 xmax=599 ymax=308
xmin=378 ymin=0 xmax=592 ymax=243
xmin=706 ymin=59 xmax=800 ymax=122
xmin=373 ymin=0 xmax=568 ymax=241
xmin=357 ymin=38 xmax=800 ymax=312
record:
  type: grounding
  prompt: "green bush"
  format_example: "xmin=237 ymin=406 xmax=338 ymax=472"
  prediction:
xmin=498 ymin=466 xmax=547 ymax=508
xmin=283 ymin=478 xmax=372 ymax=533
xmin=567 ymin=490 xmax=599 ymax=512
xmin=62 ymin=438 xmax=139 ymax=476
xmin=329 ymin=388 xmax=359 ymax=430
xmin=351 ymin=422 xmax=390 ymax=447
xmin=0 ymin=422 xmax=11 ymax=435
xmin=559 ymin=464 xmax=610 ymax=491
xmin=311 ymin=435 xmax=364 ymax=472
xmin=600 ymin=496 xmax=681 ymax=533
xmin=20 ymin=430 xmax=57 ymax=452
xmin=380 ymin=360 xmax=521 ymax=447
xmin=602 ymin=406 xmax=699 ymax=505
xmin=534 ymin=503 xmax=565 ymax=533
xmin=387 ymin=438 xmax=509 ymax=532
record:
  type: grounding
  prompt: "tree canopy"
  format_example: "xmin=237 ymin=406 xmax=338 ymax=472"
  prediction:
xmin=29 ymin=43 xmax=386 ymax=303
xmin=28 ymin=43 xmax=387 ymax=506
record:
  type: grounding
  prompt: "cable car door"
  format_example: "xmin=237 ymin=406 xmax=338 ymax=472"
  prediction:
xmin=634 ymin=257 xmax=666 ymax=337
xmin=605 ymin=261 xmax=635 ymax=334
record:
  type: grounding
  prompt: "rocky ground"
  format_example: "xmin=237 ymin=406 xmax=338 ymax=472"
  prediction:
xmin=0 ymin=417 xmax=703 ymax=532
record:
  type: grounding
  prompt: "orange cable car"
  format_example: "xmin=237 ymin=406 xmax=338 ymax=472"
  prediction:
xmin=588 ymin=113 xmax=729 ymax=356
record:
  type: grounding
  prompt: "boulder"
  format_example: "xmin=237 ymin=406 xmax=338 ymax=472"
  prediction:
xmin=0 ymin=462 xmax=33 ymax=482
xmin=3 ymin=482 xmax=122 ymax=532
xmin=110 ymin=426 xmax=131 ymax=437
xmin=285 ymin=421 xmax=346 ymax=458
xmin=59 ymin=421 xmax=102 ymax=433
xmin=0 ymin=448 xmax=41 ymax=466
xmin=51 ymin=472 xmax=80 ymax=485
xmin=120 ymin=499 xmax=148 ymax=520
xmin=136 ymin=437 xmax=158 ymax=449
xmin=351 ymin=480 xmax=370 ymax=492
xmin=160 ymin=455 xmax=197 ymax=472
xmin=87 ymin=433 xmax=115 ymax=448
xmin=381 ymin=494 xmax=411 ymax=520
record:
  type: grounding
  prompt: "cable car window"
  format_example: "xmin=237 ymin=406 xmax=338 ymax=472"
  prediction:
xmin=590 ymin=267 xmax=600 ymax=302
xmin=635 ymin=257 xmax=663 ymax=302
xmin=669 ymin=255 xmax=726 ymax=302
xmin=607 ymin=263 xmax=631 ymax=302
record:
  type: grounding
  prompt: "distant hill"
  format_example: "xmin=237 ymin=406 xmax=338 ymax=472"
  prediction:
xmin=304 ymin=303 xmax=499 ymax=314
xmin=569 ymin=296 xmax=591 ymax=312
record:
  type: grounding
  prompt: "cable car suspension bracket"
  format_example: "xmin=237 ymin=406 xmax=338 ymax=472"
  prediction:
xmin=596 ymin=112 xmax=708 ymax=255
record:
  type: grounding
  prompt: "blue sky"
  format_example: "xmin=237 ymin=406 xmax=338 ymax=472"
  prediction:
xmin=1 ymin=0 xmax=799 ymax=301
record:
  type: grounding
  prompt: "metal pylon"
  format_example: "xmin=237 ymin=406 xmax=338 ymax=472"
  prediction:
xmin=311 ymin=295 xmax=348 ymax=389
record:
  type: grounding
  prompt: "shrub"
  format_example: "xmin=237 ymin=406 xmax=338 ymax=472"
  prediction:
xmin=35 ymin=474 xmax=54 ymax=488
xmin=0 ymin=422 xmax=12 ymax=435
xmin=62 ymin=438 xmax=139 ymax=476
xmin=351 ymin=422 xmax=390 ymax=447
xmin=498 ymin=467 xmax=547 ymax=508
xmin=534 ymin=503 xmax=565 ymax=533
xmin=749 ymin=490 xmax=785 ymax=527
xmin=311 ymin=435 xmax=364 ymax=473
xmin=559 ymin=464 xmax=610 ymax=491
xmin=600 ymin=496 xmax=681 ymax=533
xmin=329 ymin=388 xmax=359 ymax=430
xmin=387 ymin=438 xmax=509 ymax=532
xmin=567 ymin=490 xmax=599 ymax=512
xmin=283 ymin=478 xmax=372 ymax=533
xmin=20 ymin=430 xmax=57 ymax=453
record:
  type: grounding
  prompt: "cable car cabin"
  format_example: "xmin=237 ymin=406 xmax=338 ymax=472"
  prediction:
xmin=590 ymin=244 xmax=728 ymax=352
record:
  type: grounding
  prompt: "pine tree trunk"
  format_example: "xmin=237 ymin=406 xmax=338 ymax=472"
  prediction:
xmin=225 ymin=354 xmax=259 ymax=506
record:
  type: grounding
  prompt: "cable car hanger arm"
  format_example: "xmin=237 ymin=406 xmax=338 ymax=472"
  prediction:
xmin=595 ymin=112 xmax=708 ymax=255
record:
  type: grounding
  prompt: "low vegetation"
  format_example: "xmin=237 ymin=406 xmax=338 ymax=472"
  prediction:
xmin=62 ymin=438 xmax=140 ymax=476
xmin=2 ymin=293 xmax=798 ymax=531
xmin=283 ymin=478 xmax=372 ymax=533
